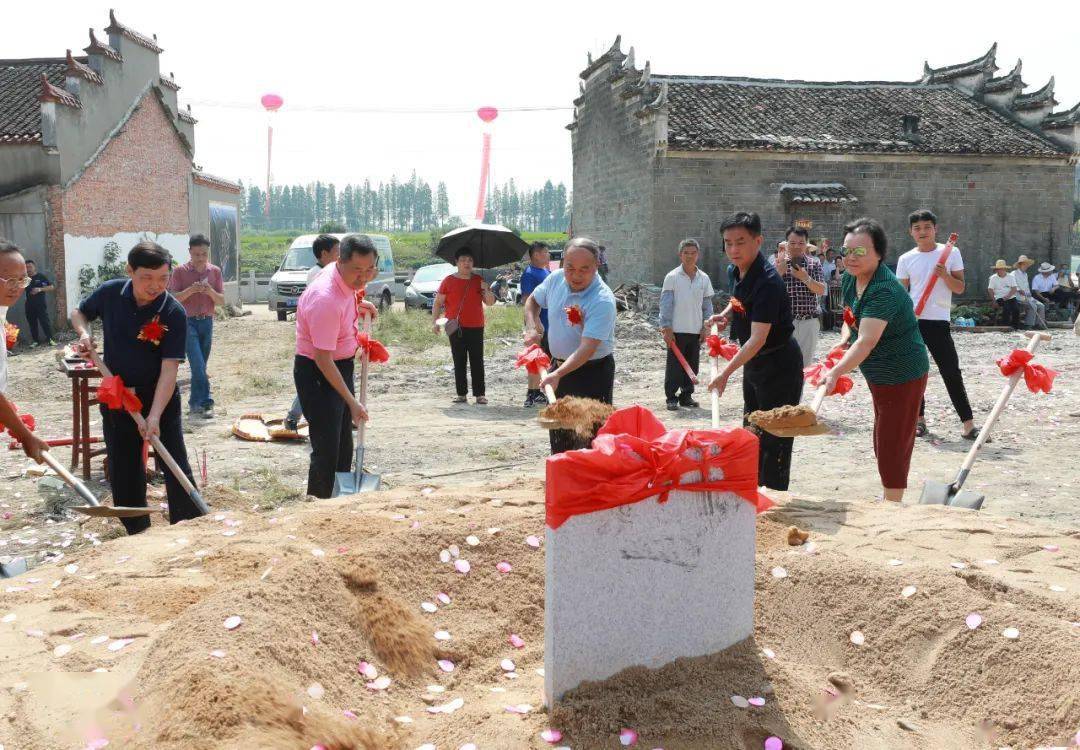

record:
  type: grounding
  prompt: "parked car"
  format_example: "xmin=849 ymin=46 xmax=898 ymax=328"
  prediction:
xmin=269 ymin=233 xmax=396 ymax=320
xmin=404 ymin=262 xmax=454 ymax=311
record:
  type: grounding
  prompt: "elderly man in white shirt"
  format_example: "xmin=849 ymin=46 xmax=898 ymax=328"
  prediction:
xmin=659 ymin=238 xmax=714 ymax=410
xmin=988 ymin=260 xmax=1020 ymax=329
xmin=1011 ymin=255 xmax=1046 ymax=329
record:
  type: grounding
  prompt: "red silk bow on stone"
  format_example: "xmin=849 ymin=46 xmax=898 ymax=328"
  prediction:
xmin=355 ymin=332 xmax=389 ymax=364
xmin=843 ymin=306 xmax=857 ymax=329
xmin=564 ymin=304 xmax=584 ymax=327
xmin=97 ymin=375 xmax=143 ymax=412
xmin=706 ymin=335 xmax=738 ymax=360
xmin=996 ymin=349 xmax=1057 ymax=394
xmin=545 ymin=405 xmax=772 ymax=529
xmin=514 ymin=344 xmax=551 ymax=374
xmin=803 ymin=345 xmax=853 ymax=395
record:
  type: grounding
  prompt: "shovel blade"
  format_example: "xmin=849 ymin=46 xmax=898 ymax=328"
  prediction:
xmin=918 ymin=481 xmax=985 ymax=510
xmin=72 ymin=505 xmax=159 ymax=518
xmin=333 ymin=471 xmax=381 ymax=497
xmin=758 ymin=421 xmax=832 ymax=438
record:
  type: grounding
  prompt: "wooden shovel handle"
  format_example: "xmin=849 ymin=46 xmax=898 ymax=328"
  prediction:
xmin=40 ymin=450 xmax=99 ymax=507
xmin=356 ymin=313 xmax=372 ymax=445
xmin=537 ymin=367 xmax=558 ymax=404
xmin=667 ymin=337 xmax=699 ymax=384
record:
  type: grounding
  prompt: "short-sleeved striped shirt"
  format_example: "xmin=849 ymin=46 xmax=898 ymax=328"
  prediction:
xmin=841 ymin=262 xmax=929 ymax=386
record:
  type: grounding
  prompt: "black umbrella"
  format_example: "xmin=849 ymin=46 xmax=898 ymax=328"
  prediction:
xmin=435 ymin=223 xmax=530 ymax=269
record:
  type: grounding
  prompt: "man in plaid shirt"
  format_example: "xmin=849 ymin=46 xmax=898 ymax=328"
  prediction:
xmin=769 ymin=227 xmax=826 ymax=366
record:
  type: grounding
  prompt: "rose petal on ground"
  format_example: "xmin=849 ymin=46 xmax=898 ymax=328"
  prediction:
xmin=366 ymin=676 xmax=392 ymax=691
xmin=966 ymin=613 xmax=983 ymax=630
xmin=311 ymin=631 xmax=319 ymax=645
xmin=525 ymin=535 xmax=541 ymax=548
xmin=459 ymin=744 xmax=477 ymax=750
xmin=488 ymin=527 xmax=501 ymax=534
xmin=749 ymin=696 xmax=766 ymax=706
xmin=436 ymin=592 xmax=451 ymax=605
xmin=426 ymin=684 xmax=445 ymax=693
xmin=1050 ymin=585 xmax=1066 ymax=592
xmin=449 ymin=544 xmax=460 ymax=557
xmin=500 ymin=658 xmax=515 ymax=672
xmin=454 ymin=560 xmax=470 ymax=574
xmin=310 ymin=548 xmax=325 ymax=558
xmin=411 ymin=520 xmax=421 ymax=529
xmin=1 ymin=613 xmax=14 ymax=623
xmin=428 ymin=697 xmax=464 ymax=715
xmin=981 ymin=559 xmax=999 ymax=565
xmin=64 ymin=563 xmax=79 ymax=574
xmin=343 ymin=709 xmax=358 ymax=719
xmin=731 ymin=695 xmax=750 ymax=708
xmin=209 ymin=649 xmax=226 ymax=658
xmin=496 ymin=561 xmax=512 ymax=574
xmin=393 ymin=715 xmax=413 ymax=724
xmin=90 ymin=635 xmax=108 ymax=645
xmin=540 ymin=728 xmax=563 ymax=743
xmin=950 ymin=561 xmax=967 ymax=569
xmin=887 ymin=559 xmax=903 ymax=566
xmin=849 ymin=630 xmax=865 ymax=646
xmin=439 ymin=550 xmax=451 ymax=564
xmin=53 ymin=643 xmax=72 ymax=657
xmin=306 ymin=682 xmax=325 ymax=700
xmin=107 ymin=639 xmax=133 ymax=652
xmin=221 ymin=530 xmax=236 ymax=537
xmin=416 ymin=745 xmax=435 ymax=750
xmin=765 ymin=738 xmax=784 ymax=750
xmin=223 ymin=616 xmax=242 ymax=630
xmin=509 ymin=634 xmax=525 ymax=649
xmin=535 ymin=667 xmax=545 ymax=677
xmin=1002 ymin=627 xmax=1020 ymax=639
xmin=505 ymin=703 xmax=533 ymax=714
xmin=358 ymin=661 xmax=378 ymax=680
xmin=1042 ymin=544 xmax=1059 ymax=552
xmin=438 ymin=659 xmax=455 ymax=672
xmin=902 ymin=586 xmax=917 ymax=599
xmin=465 ymin=535 xmax=480 ymax=546
xmin=434 ymin=630 xmax=451 ymax=641
xmin=421 ymin=602 xmax=438 ymax=613
xmin=771 ymin=567 xmax=788 ymax=579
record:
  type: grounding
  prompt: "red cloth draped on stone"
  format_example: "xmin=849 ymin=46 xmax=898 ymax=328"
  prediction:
xmin=803 ymin=344 xmax=853 ymax=395
xmin=545 ymin=405 xmax=772 ymax=529
xmin=514 ymin=344 xmax=551 ymax=374
xmin=706 ymin=335 xmax=738 ymax=360
xmin=97 ymin=375 xmax=143 ymax=412
xmin=996 ymin=349 xmax=1057 ymax=394
xmin=355 ymin=332 xmax=389 ymax=364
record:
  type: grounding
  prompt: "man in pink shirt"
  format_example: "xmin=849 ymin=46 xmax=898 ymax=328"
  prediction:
xmin=295 ymin=234 xmax=379 ymax=497
xmin=169 ymin=234 xmax=225 ymax=417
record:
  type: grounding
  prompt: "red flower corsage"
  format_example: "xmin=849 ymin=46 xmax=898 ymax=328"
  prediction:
xmin=4 ymin=322 xmax=18 ymax=350
xmin=565 ymin=304 xmax=584 ymax=327
xmin=843 ymin=306 xmax=857 ymax=329
xmin=137 ymin=316 xmax=169 ymax=346
xmin=729 ymin=297 xmax=745 ymax=314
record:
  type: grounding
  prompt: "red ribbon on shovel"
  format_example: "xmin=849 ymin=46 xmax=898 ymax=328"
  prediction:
xmin=97 ymin=375 xmax=143 ymax=413
xmin=996 ymin=349 xmax=1057 ymax=394
xmin=515 ymin=344 xmax=552 ymax=374
xmin=705 ymin=335 xmax=738 ymax=360
xmin=355 ymin=332 xmax=389 ymax=364
xmin=803 ymin=345 xmax=854 ymax=396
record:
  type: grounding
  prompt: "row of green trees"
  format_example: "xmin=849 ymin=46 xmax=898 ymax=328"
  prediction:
xmin=240 ymin=173 xmax=570 ymax=233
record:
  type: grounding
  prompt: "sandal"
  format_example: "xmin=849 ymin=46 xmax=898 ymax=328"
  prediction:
xmin=452 ymin=395 xmax=467 ymax=403
xmin=962 ymin=427 xmax=991 ymax=443
xmin=475 ymin=397 xmax=488 ymax=405
xmin=915 ymin=420 xmax=928 ymax=438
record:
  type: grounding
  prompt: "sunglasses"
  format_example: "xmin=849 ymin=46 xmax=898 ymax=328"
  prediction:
xmin=0 ymin=275 xmax=31 ymax=290
xmin=839 ymin=246 xmax=869 ymax=258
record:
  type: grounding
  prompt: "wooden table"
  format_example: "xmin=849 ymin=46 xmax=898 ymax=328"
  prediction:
xmin=60 ymin=359 xmax=106 ymax=480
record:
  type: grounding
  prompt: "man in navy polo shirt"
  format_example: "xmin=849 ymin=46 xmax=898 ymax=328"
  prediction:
xmin=71 ymin=241 xmax=202 ymax=534
xmin=518 ymin=241 xmax=551 ymax=407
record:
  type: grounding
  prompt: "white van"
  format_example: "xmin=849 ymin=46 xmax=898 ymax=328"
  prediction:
xmin=268 ymin=233 xmax=396 ymax=320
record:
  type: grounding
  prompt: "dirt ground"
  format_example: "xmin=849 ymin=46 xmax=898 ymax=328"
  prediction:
xmin=1 ymin=305 xmax=1078 ymax=750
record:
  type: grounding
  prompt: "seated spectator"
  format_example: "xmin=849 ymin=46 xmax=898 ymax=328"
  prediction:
xmin=988 ymin=259 xmax=1020 ymax=329
xmin=1033 ymin=261 xmax=1078 ymax=316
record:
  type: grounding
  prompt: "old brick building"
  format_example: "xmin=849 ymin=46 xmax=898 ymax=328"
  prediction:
xmin=0 ymin=11 xmax=241 ymax=337
xmin=569 ymin=39 xmax=1079 ymax=289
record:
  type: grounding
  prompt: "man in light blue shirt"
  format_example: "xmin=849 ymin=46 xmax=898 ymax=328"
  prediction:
xmin=524 ymin=237 xmax=616 ymax=454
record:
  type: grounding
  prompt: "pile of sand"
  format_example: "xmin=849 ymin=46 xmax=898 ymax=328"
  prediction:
xmin=1 ymin=481 xmax=1077 ymax=749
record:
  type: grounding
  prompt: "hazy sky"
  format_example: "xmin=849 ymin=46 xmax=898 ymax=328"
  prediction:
xmin=8 ymin=2 xmax=1079 ymax=217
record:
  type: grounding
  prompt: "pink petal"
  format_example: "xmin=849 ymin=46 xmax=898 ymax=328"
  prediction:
xmin=209 ymin=649 xmax=226 ymax=659
xmin=107 ymin=638 xmax=133 ymax=652
xmin=525 ymin=535 xmax=541 ymax=548
xmin=311 ymin=746 xmax=327 ymax=750
xmin=1042 ymin=544 xmax=1060 ymax=552
xmin=966 ymin=613 xmax=983 ymax=630
xmin=449 ymin=544 xmax=461 ymax=557
xmin=311 ymin=631 xmax=319 ymax=645
xmin=336 ymin=546 xmax=348 ymax=554
xmin=619 ymin=728 xmax=638 ymax=746
xmin=454 ymin=559 xmax=471 ymax=574
xmin=357 ymin=661 xmax=378 ymax=679
xmin=366 ymin=676 xmax=392 ymax=690
xmin=438 ymin=659 xmax=455 ymax=672
xmin=496 ymin=561 xmax=513 ymax=573
xmin=343 ymin=710 xmax=357 ymax=719
xmin=765 ymin=738 xmax=784 ymax=750
xmin=439 ymin=549 xmax=452 ymax=563
xmin=509 ymin=634 xmax=525 ymax=649
xmin=306 ymin=682 xmax=325 ymax=700
xmin=436 ymin=592 xmax=452 ymax=605
xmin=411 ymin=520 xmax=421 ymax=529
xmin=748 ymin=696 xmax=766 ymax=706
xmin=223 ymin=616 xmax=242 ymax=630
xmin=500 ymin=658 xmax=515 ymax=672
xmin=460 ymin=744 xmax=478 ymax=750
xmin=540 ymin=728 xmax=563 ymax=743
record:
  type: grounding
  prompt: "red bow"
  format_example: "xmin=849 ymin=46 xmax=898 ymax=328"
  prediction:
xmin=97 ymin=375 xmax=143 ymax=412
xmin=515 ymin=344 xmax=551 ymax=374
xmin=545 ymin=406 xmax=772 ymax=529
xmin=824 ymin=344 xmax=847 ymax=366
xmin=565 ymin=304 xmax=584 ymax=327
xmin=996 ymin=349 xmax=1057 ymax=394
xmin=803 ymin=363 xmax=853 ymax=396
xmin=729 ymin=297 xmax=746 ymax=314
xmin=706 ymin=335 xmax=738 ymax=360
xmin=843 ymin=306 xmax=857 ymax=329
xmin=355 ymin=332 xmax=389 ymax=364
xmin=4 ymin=322 xmax=18 ymax=351
xmin=137 ymin=316 xmax=168 ymax=346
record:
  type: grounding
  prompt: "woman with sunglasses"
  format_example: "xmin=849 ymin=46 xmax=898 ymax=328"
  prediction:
xmin=823 ymin=218 xmax=929 ymax=503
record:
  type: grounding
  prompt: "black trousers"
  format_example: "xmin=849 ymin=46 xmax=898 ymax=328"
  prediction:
xmin=664 ymin=332 xmax=701 ymax=401
xmin=294 ymin=355 xmax=354 ymax=499
xmin=550 ymin=354 xmax=615 ymax=455
xmin=742 ymin=339 xmax=804 ymax=491
xmin=100 ymin=388 xmax=200 ymax=535
xmin=25 ymin=305 xmax=53 ymax=343
xmin=993 ymin=298 xmax=1020 ymax=328
xmin=917 ymin=319 xmax=973 ymax=423
xmin=449 ymin=326 xmax=485 ymax=397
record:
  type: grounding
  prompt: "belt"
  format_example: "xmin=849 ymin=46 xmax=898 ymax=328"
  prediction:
xmin=188 ymin=315 xmax=214 ymax=320
xmin=794 ymin=314 xmax=819 ymax=321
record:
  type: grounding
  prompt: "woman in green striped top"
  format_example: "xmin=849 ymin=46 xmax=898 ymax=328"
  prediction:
xmin=824 ymin=217 xmax=930 ymax=503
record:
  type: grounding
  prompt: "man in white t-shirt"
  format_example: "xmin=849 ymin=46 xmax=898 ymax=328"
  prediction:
xmin=1011 ymin=255 xmax=1046 ymax=329
xmin=987 ymin=260 xmax=1020 ymax=329
xmin=659 ymin=238 xmax=714 ymax=410
xmin=896 ymin=210 xmax=980 ymax=440
xmin=0 ymin=240 xmax=49 ymax=463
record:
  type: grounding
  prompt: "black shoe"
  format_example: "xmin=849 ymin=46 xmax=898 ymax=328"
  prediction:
xmin=532 ymin=390 xmax=548 ymax=406
xmin=524 ymin=392 xmax=537 ymax=408
xmin=666 ymin=399 xmax=680 ymax=411
xmin=679 ymin=397 xmax=700 ymax=409
xmin=284 ymin=416 xmax=299 ymax=431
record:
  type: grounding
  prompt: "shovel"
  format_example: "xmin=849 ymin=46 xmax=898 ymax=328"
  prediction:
xmin=667 ymin=336 xmax=699 ymax=385
xmin=920 ymin=331 xmax=1050 ymax=509
xmin=39 ymin=450 xmax=158 ymax=518
xmin=85 ymin=350 xmax=210 ymax=516
xmin=750 ymin=382 xmax=832 ymax=438
xmin=333 ymin=314 xmax=380 ymax=496
xmin=708 ymin=324 xmax=721 ymax=428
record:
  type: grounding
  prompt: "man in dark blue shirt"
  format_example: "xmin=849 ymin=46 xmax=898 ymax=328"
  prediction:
xmin=708 ymin=212 xmax=804 ymax=491
xmin=23 ymin=260 xmax=56 ymax=346
xmin=71 ymin=241 xmax=202 ymax=534
xmin=518 ymin=241 xmax=551 ymax=407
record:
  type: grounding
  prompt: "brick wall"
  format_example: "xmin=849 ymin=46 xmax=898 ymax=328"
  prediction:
xmin=571 ymin=64 xmax=659 ymax=285
xmin=44 ymin=185 xmax=66 ymax=318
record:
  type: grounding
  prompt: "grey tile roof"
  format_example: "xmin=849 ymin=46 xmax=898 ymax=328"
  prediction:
xmin=780 ymin=183 xmax=858 ymax=204
xmin=659 ymin=76 xmax=1067 ymax=157
xmin=0 ymin=58 xmax=73 ymax=143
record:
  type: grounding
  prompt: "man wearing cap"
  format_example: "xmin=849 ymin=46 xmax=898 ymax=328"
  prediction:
xmin=1032 ymin=261 xmax=1078 ymax=316
xmin=524 ymin=237 xmax=617 ymax=455
xmin=1011 ymin=255 xmax=1046 ymax=329
xmin=987 ymin=260 xmax=1020 ymax=329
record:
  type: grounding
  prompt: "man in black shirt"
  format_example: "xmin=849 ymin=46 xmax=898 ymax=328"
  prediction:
xmin=23 ymin=260 xmax=56 ymax=346
xmin=70 ymin=241 xmax=203 ymax=534
xmin=708 ymin=212 xmax=804 ymax=490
